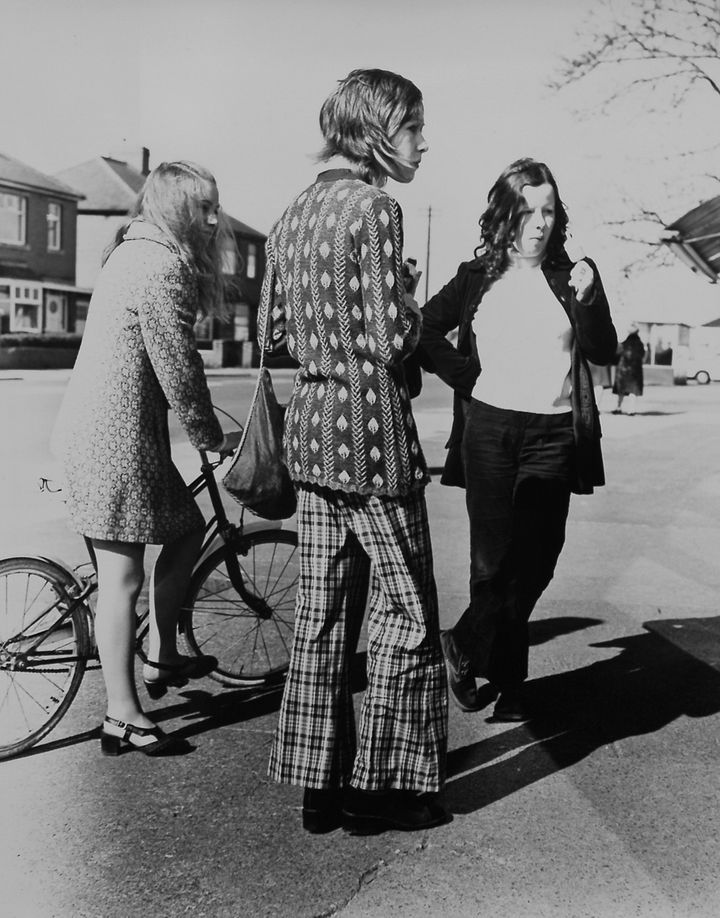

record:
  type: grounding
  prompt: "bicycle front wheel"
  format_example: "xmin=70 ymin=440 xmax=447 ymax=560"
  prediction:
xmin=0 ymin=557 xmax=91 ymax=760
xmin=180 ymin=530 xmax=298 ymax=687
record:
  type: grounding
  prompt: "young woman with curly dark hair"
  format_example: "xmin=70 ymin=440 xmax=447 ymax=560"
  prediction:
xmin=418 ymin=158 xmax=617 ymax=721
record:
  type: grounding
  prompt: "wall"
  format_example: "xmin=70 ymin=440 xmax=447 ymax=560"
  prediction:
xmin=0 ymin=191 xmax=78 ymax=284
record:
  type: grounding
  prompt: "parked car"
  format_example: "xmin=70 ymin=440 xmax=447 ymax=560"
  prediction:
xmin=686 ymin=355 xmax=720 ymax=385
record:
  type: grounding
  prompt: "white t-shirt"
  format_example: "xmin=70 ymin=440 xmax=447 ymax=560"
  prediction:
xmin=471 ymin=265 xmax=573 ymax=414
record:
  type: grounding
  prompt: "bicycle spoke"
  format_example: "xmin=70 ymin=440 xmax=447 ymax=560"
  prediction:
xmin=181 ymin=531 xmax=298 ymax=685
xmin=0 ymin=559 xmax=89 ymax=759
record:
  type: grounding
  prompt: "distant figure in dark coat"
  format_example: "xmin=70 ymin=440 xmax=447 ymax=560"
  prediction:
xmin=612 ymin=324 xmax=645 ymax=415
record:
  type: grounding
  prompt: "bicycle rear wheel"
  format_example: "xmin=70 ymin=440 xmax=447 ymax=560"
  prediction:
xmin=0 ymin=557 xmax=91 ymax=759
xmin=180 ymin=529 xmax=298 ymax=687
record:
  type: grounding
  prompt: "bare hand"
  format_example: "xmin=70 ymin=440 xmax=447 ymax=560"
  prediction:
xmin=402 ymin=260 xmax=422 ymax=295
xmin=569 ymin=260 xmax=595 ymax=303
xmin=403 ymin=292 xmax=422 ymax=321
xmin=216 ymin=428 xmax=243 ymax=459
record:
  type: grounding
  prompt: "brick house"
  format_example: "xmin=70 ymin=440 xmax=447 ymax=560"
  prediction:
xmin=0 ymin=150 xmax=85 ymax=334
xmin=55 ymin=149 xmax=267 ymax=348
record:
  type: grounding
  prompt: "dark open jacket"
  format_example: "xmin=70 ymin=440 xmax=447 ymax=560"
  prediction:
xmin=415 ymin=253 xmax=618 ymax=495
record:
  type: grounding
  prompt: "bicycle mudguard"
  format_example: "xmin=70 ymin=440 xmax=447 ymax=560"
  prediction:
xmin=4 ymin=555 xmax=86 ymax=591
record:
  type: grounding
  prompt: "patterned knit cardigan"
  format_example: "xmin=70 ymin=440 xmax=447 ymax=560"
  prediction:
xmin=258 ymin=171 xmax=429 ymax=498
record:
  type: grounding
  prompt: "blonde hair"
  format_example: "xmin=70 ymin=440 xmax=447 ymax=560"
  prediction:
xmin=104 ymin=160 xmax=231 ymax=316
xmin=318 ymin=69 xmax=423 ymax=186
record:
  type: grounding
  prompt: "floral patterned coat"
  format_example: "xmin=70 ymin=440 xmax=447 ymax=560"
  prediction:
xmin=53 ymin=221 xmax=223 ymax=543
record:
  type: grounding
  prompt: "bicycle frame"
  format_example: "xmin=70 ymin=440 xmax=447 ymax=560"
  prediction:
xmin=191 ymin=451 xmax=286 ymax=620
xmin=26 ymin=452 xmax=293 ymax=655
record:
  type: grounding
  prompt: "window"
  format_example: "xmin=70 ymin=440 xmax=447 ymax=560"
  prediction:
xmin=220 ymin=242 xmax=237 ymax=275
xmin=13 ymin=303 xmax=40 ymax=330
xmin=0 ymin=193 xmax=27 ymax=245
xmin=9 ymin=282 xmax=42 ymax=332
xmin=246 ymin=243 xmax=257 ymax=279
xmin=47 ymin=202 xmax=62 ymax=251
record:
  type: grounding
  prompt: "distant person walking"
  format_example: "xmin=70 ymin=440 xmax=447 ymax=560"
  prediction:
xmin=612 ymin=324 xmax=645 ymax=415
xmin=417 ymin=157 xmax=617 ymax=722
xmin=261 ymin=68 xmax=448 ymax=836
xmin=53 ymin=161 xmax=241 ymax=756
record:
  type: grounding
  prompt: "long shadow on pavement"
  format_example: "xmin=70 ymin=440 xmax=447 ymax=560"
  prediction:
xmin=445 ymin=620 xmax=720 ymax=814
xmin=4 ymin=651 xmax=371 ymax=761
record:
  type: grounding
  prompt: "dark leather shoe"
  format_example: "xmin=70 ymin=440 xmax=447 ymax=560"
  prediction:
xmin=342 ymin=787 xmax=450 ymax=836
xmin=143 ymin=654 xmax=218 ymax=699
xmin=302 ymin=788 xmax=343 ymax=834
xmin=440 ymin=630 xmax=480 ymax=711
xmin=492 ymin=687 xmax=530 ymax=722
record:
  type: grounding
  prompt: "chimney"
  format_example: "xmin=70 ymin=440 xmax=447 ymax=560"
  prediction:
xmin=141 ymin=147 xmax=150 ymax=175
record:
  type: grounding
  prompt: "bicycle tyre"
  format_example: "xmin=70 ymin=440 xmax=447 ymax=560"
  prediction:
xmin=0 ymin=557 xmax=91 ymax=760
xmin=180 ymin=529 xmax=298 ymax=687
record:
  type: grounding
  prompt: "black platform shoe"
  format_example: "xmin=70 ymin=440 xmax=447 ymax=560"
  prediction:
xmin=100 ymin=716 xmax=192 ymax=756
xmin=302 ymin=788 xmax=344 ymax=834
xmin=143 ymin=654 xmax=218 ymax=699
xmin=341 ymin=787 xmax=450 ymax=836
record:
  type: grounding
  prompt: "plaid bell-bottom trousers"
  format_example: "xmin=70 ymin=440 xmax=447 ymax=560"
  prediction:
xmin=268 ymin=484 xmax=447 ymax=793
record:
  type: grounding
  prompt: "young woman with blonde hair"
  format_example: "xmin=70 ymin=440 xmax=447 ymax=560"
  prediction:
xmin=54 ymin=161 xmax=242 ymax=755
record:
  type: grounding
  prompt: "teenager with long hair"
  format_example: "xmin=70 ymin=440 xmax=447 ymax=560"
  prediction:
xmin=260 ymin=69 xmax=448 ymax=835
xmin=418 ymin=157 xmax=617 ymax=721
xmin=54 ymin=161 xmax=242 ymax=755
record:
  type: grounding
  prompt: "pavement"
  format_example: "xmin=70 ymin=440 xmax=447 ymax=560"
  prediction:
xmin=1 ymin=373 xmax=720 ymax=918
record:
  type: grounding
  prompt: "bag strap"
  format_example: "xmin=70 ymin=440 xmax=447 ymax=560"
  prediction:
xmin=235 ymin=301 xmax=270 ymax=456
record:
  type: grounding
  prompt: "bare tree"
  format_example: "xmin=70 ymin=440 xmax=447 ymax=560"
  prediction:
xmin=552 ymin=0 xmax=720 ymax=110
xmin=550 ymin=0 xmax=720 ymax=270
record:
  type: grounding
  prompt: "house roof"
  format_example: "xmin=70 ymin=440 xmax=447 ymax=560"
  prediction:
xmin=225 ymin=214 xmax=266 ymax=241
xmin=54 ymin=156 xmax=145 ymax=213
xmin=663 ymin=196 xmax=720 ymax=282
xmin=54 ymin=157 xmax=266 ymax=240
xmin=0 ymin=150 xmax=83 ymax=200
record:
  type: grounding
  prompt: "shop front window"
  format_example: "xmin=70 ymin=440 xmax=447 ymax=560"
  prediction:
xmin=13 ymin=303 xmax=40 ymax=331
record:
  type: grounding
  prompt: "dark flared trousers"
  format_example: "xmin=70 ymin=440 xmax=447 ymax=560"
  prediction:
xmin=453 ymin=399 xmax=574 ymax=688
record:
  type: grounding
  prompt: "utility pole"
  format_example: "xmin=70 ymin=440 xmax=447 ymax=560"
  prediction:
xmin=424 ymin=204 xmax=432 ymax=303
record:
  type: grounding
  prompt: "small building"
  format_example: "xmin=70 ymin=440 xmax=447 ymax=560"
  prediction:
xmin=0 ymin=150 xmax=86 ymax=334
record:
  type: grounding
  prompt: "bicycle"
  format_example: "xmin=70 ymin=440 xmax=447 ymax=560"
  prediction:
xmin=0 ymin=450 xmax=299 ymax=760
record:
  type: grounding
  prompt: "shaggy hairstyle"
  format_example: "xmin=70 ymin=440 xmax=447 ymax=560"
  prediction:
xmin=318 ymin=68 xmax=423 ymax=186
xmin=104 ymin=161 xmax=232 ymax=316
xmin=475 ymin=158 xmax=569 ymax=284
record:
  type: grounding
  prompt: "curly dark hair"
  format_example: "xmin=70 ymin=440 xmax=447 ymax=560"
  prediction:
xmin=474 ymin=158 xmax=569 ymax=284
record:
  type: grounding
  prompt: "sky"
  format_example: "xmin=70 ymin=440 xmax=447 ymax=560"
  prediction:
xmin=2 ymin=0 xmax=719 ymax=326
